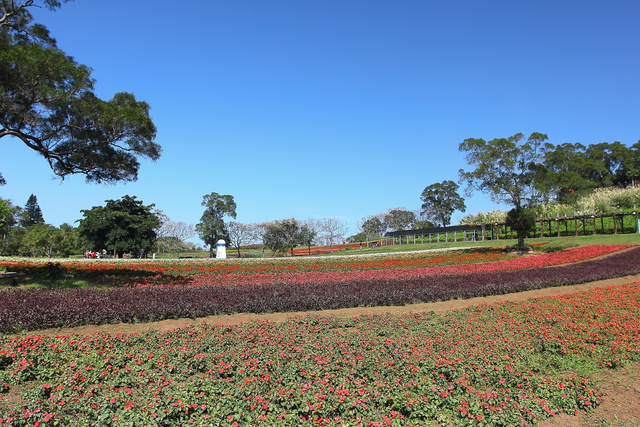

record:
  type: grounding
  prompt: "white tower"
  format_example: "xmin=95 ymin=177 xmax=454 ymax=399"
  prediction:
xmin=216 ymin=239 xmax=227 ymax=259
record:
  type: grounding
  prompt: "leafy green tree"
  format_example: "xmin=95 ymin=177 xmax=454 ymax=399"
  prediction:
xmin=384 ymin=208 xmax=416 ymax=232
xmin=0 ymin=0 xmax=161 ymax=185
xmin=20 ymin=193 xmax=44 ymax=227
xmin=420 ymin=180 xmax=466 ymax=227
xmin=359 ymin=214 xmax=387 ymax=241
xmin=298 ymin=223 xmax=317 ymax=255
xmin=55 ymin=222 xmax=79 ymax=257
xmin=77 ymin=195 xmax=160 ymax=258
xmin=196 ymin=193 xmax=237 ymax=257
xmin=459 ymin=132 xmax=551 ymax=249
xmin=262 ymin=218 xmax=303 ymax=256
xmin=20 ymin=223 xmax=57 ymax=256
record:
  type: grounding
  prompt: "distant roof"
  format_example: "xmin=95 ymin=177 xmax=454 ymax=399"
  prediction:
xmin=384 ymin=224 xmax=483 ymax=237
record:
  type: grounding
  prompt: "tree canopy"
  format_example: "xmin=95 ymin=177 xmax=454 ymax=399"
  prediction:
xmin=383 ymin=208 xmax=415 ymax=232
xmin=262 ymin=218 xmax=307 ymax=256
xmin=0 ymin=0 xmax=161 ymax=185
xmin=420 ymin=180 xmax=466 ymax=227
xmin=543 ymin=140 xmax=640 ymax=203
xmin=77 ymin=195 xmax=159 ymax=257
xmin=360 ymin=214 xmax=387 ymax=241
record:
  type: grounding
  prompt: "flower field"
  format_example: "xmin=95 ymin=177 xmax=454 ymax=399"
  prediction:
xmin=0 ymin=245 xmax=638 ymax=333
xmin=0 ymin=244 xmax=639 ymax=425
xmin=1 ymin=282 xmax=639 ymax=426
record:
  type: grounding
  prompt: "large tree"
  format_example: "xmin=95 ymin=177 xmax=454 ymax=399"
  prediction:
xmin=420 ymin=180 xmax=466 ymax=227
xmin=459 ymin=132 xmax=551 ymax=249
xmin=0 ymin=0 xmax=161 ymax=185
xmin=195 ymin=192 xmax=237 ymax=257
xmin=77 ymin=195 xmax=160 ymax=257
xmin=384 ymin=208 xmax=416 ymax=232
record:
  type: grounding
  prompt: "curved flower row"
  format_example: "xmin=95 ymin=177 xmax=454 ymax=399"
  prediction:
xmin=0 ymin=249 xmax=515 ymax=276
xmin=1 ymin=283 xmax=638 ymax=426
xmin=131 ymin=245 xmax=632 ymax=288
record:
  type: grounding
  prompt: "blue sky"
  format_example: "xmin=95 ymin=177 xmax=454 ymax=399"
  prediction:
xmin=2 ymin=0 xmax=639 ymax=243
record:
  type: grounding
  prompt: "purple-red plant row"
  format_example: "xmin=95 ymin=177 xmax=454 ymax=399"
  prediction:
xmin=0 ymin=247 xmax=638 ymax=333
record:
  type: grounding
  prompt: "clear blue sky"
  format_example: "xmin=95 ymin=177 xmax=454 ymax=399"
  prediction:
xmin=2 ymin=0 xmax=639 ymax=243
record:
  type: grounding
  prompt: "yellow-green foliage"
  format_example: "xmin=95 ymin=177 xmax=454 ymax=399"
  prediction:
xmin=461 ymin=187 xmax=640 ymax=224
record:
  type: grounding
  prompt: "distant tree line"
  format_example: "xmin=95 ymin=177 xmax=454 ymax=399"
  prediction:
xmin=0 ymin=194 xmax=80 ymax=257
xmin=2 ymin=135 xmax=638 ymax=257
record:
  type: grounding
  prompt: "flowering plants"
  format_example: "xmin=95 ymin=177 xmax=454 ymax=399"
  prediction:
xmin=0 ymin=283 xmax=638 ymax=425
xmin=0 ymin=246 xmax=638 ymax=333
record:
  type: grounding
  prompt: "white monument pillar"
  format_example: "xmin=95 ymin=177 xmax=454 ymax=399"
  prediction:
xmin=216 ymin=239 xmax=227 ymax=259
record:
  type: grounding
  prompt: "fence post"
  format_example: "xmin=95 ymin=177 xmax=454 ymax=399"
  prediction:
xmin=593 ymin=212 xmax=597 ymax=235
xmin=613 ymin=209 xmax=617 ymax=234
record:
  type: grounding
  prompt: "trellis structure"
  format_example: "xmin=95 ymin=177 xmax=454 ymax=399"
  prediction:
xmin=382 ymin=209 xmax=640 ymax=245
xmin=383 ymin=225 xmax=484 ymax=245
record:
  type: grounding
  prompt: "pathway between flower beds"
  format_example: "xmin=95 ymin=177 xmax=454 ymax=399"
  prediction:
xmin=33 ymin=272 xmax=640 ymax=337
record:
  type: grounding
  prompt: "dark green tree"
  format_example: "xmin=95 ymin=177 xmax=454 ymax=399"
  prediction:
xmin=54 ymin=222 xmax=80 ymax=257
xmin=384 ymin=208 xmax=416 ymax=232
xmin=262 ymin=218 xmax=303 ymax=256
xmin=360 ymin=214 xmax=387 ymax=241
xmin=0 ymin=0 xmax=161 ymax=185
xmin=543 ymin=142 xmax=597 ymax=204
xmin=298 ymin=223 xmax=317 ymax=255
xmin=420 ymin=180 xmax=466 ymax=227
xmin=0 ymin=198 xmax=21 ymax=254
xmin=626 ymin=141 xmax=640 ymax=187
xmin=77 ymin=195 xmax=160 ymax=258
xmin=21 ymin=193 xmax=44 ymax=227
xmin=195 ymin=193 xmax=237 ymax=257
xmin=20 ymin=222 xmax=57 ymax=257
xmin=459 ymin=132 xmax=551 ymax=249
xmin=505 ymin=207 xmax=536 ymax=249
